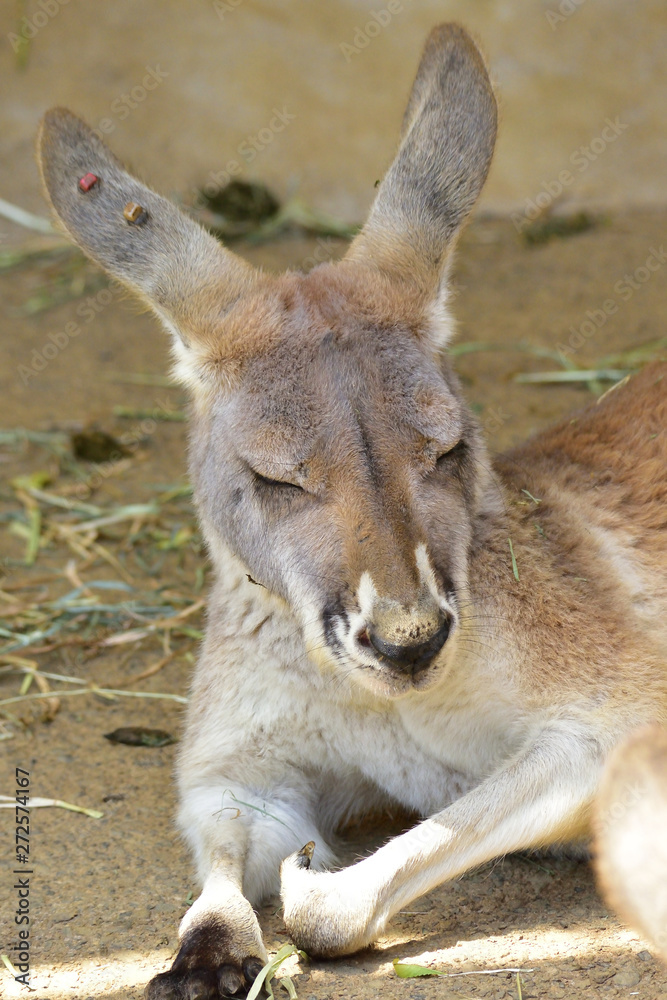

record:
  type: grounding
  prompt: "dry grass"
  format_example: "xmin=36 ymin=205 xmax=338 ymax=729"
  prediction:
xmin=0 ymin=426 xmax=203 ymax=733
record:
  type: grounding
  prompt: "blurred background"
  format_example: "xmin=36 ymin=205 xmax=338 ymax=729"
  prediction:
xmin=1 ymin=0 xmax=666 ymax=224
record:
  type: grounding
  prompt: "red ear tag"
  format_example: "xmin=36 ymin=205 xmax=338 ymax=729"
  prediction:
xmin=78 ymin=173 xmax=99 ymax=192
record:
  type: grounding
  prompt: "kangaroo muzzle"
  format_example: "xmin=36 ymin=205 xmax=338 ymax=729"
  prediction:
xmin=367 ymin=615 xmax=451 ymax=674
xmin=362 ymin=590 xmax=452 ymax=676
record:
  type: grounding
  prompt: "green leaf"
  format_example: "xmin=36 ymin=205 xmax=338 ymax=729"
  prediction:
xmin=393 ymin=959 xmax=442 ymax=978
xmin=0 ymin=795 xmax=102 ymax=818
xmin=246 ymin=944 xmax=305 ymax=1000
xmin=279 ymin=976 xmax=299 ymax=998
xmin=508 ymin=537 xmax=520 ymax=581
xmin=514 ymin=368 xmax=629 ymax=384
xmin=11 ymin=470 xmax=51 ymax=491
xmin=520 ymin=489 xmax=541 ymax=505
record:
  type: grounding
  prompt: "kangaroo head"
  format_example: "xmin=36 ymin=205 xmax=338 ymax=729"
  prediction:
xmin=38 ymin=24 xmax=497 ymax=697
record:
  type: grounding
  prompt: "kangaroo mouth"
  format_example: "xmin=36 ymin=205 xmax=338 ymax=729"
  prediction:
xmin=320 ymin=601 xmax=454 ymax=696
xmin=356 ymin=623 xmax=451 ymax=693
xmin=358 ymin=618 xmax=451 ymax=670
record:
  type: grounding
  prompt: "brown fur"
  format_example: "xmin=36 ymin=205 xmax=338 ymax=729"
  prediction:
xmin=595 ymin=725 xmax=667 ymax=962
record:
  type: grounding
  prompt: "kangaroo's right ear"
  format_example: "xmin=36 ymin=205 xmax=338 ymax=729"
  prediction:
xmin=38 ymin=108 xmax=261 ymax=381
xmin=345 ymin=24 xmax=497 ymax=333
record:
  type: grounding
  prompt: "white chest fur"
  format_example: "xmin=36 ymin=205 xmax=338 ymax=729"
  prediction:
xmin=182 ymin=556 xmax=526 ymax=821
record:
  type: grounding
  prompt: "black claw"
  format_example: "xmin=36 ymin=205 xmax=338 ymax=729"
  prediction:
xmin=295 ymin=841 xmax=315 ymax=869
xmin=146 ymin=953 xmax=266 ymax=1000
xmin=144 ymin=971 xmax=182 ymax=1000
xmin=242 ymin=956 xmax=265 ymax=985
xmin=182 ymin=970 xmax=218 ymax=1000
xmin=217 ymin=964 xmax=245 ymax=997
xmin=144 ymin=969 xmax=217 ymax=1000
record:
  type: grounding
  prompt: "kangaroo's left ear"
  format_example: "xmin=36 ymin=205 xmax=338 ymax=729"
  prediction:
xmin=344 ymin=24 xmax=497 ymax=349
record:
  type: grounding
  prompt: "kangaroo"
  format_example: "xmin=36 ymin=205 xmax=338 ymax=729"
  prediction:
xmin=37 ymin=22 xmax=667 ymax=1000
xmin=595 ymin=725 xmax=667 ymax=964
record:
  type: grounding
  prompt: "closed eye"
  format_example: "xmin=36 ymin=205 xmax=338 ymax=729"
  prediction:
xmin=253 ymin=470 xmax=305 ymax=491
xmin=436 ymin=440 xmax=466 ymax=466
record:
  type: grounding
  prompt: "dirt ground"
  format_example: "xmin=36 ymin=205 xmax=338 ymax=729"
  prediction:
xmin=1 ymin=210 xmax=667 ymax=1000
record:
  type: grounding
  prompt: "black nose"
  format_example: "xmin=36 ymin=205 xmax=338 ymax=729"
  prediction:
xmin=367 ymin=617 xmax=451 ymax=674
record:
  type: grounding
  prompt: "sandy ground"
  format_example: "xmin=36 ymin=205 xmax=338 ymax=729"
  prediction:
xmin=1 ymin=211 xmax=666 ymax=1000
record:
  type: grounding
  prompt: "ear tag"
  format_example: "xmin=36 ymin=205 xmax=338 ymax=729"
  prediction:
xmin=123 ymin=201 xmax=148 ymax=225
xmin=78 ymin=172 xmax=99 ymax=192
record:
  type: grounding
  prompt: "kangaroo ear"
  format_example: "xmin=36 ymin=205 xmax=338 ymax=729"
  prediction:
xmin=37 ymin=108 xmax=261 ymax=376
xmin=345 ymin=24 xmax=497 ymax=340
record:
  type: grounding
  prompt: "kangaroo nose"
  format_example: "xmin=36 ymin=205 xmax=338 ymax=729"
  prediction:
xmin=367 ymin=617 xmax=451 ymax=673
